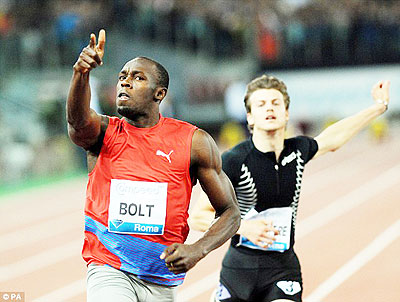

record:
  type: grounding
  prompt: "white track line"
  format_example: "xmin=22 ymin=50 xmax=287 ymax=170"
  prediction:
xmin=32 ymin=270 xmax=219 ymax=302
xmin=0 ymin=211 xmax=81 ymax=253
xmin=33 ymin=278 xmax=86 ymax=302
xmin=305 ymin=219 xmax=400 ymax=302
xmin=0 ymin=239 xmax=82 ymax=282
xmin=175 ymin=163 xmax=400 ymax=299
xmin=7 ymin=160 xmax=399 ymax=300
xmin=302 ymin=148 xmax=367 ymax=196
xmin=177 ymin=271 xmax=220 ymax=302
xmin=296 ymin=162 xmax=400 ymax=239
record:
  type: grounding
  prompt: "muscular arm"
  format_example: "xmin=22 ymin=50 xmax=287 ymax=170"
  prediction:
xmin=161 ymin=129 xmax=240 ymax=273
xmin=191 ymin=129 xmax=240 ymax=253
xmin=190 ymin=188 xmax=278 ymax=248
xmin=66 ymin=30 xmax=107 ymax=151
xmin=314 ymin=80 xmax=390 ymax=159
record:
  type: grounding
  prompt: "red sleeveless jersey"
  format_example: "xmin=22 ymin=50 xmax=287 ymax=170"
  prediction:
xmin=83 ymin=115 xmax=197 ymax=285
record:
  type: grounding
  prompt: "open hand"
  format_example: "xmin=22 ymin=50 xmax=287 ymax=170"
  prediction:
xmin=73 ymin=29 xmax=106 ymax=73
xmin=239 ymin=219 xmax=279 ymax=248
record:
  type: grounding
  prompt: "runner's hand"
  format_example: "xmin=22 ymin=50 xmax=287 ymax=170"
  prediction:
xmin=238 ymin=219 xmax=279 ymax=248
xmin=73 ymin=29 xmax=106 ymax=73
xmin=371 ymin=80 xmax=390 ymax=111
xmin=160 ymin=243 xmax=204 ymax=274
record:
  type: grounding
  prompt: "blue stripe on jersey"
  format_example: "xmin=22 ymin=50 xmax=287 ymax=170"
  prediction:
xmin=85 ymin=215 xmax=185 ymax=286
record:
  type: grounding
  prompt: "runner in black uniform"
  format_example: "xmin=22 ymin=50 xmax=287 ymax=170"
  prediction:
xmin=218 ymin=135 xmax=317 ymax=301
xmin=190 ymin=75 xmax=390 ymax=302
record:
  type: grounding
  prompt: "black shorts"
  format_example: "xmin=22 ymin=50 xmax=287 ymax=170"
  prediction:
xmin=215 ymin=246 xmax=303 ymax=302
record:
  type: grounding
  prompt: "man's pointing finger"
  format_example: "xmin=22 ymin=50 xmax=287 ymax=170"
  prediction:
xmin=97 ymin=29 xmax=106 ymax=51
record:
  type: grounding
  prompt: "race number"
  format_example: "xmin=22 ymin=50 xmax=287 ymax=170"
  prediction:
xmin=108 ymin=179 xmax=168 ymax=235
xmin=238 ymin=207 xmax=292 ymax=252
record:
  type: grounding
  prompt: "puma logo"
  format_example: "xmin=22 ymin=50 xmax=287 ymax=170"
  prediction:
xmin=156 ymin=150 xmax=174 ymax=163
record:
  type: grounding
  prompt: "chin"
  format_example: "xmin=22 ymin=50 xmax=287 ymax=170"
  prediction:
xmin=117 ymin=106 xmax=134 ymax=117
xmin=259 ymin=123 xmax=284 ymax=132
xmin=117 ymin=106 xmax=146 ymax=120
xmin=261 ymin=124 xmax=279 ymax=131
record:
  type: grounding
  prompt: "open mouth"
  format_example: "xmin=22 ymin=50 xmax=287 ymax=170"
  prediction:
xmin=118 ymin=92 xmax=130 ymax=100
xmin=118 ymin=92 xmax=129 ymax=98
xmin=266 ymin=116 xmax=276 ymax=120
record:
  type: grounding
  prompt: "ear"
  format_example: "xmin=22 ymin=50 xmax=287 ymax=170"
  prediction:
xmin=285 ymin=109 xmax=289 ymax=122
xmin=246 ymin=112 xmax=254 ymax=128
xmin=154 ymin=87 xmax=167 ymax=103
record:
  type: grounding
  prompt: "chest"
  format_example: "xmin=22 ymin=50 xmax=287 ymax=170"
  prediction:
xmin=236 ymin=150 xmax=305 ymax=208
xmin=106 ymin=131 xmax=189 ymax=181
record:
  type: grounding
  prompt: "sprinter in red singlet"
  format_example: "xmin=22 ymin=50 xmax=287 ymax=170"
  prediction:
xmin=66 ymin=29 xmax=240 ymax=302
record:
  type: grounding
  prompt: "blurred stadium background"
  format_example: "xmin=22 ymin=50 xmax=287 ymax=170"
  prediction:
xmin=1 ymin=0 xmax=400 ymax=301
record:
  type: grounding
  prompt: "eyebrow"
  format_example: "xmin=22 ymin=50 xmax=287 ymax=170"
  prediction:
xmin=256 ymin=98 xmax=280 ymax=102
xmin=119 ymin=70 xmax=145 ymax=76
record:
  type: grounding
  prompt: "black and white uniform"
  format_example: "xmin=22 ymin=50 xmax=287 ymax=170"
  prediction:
xmin=216 ymin=136 xmax=318 ymax=302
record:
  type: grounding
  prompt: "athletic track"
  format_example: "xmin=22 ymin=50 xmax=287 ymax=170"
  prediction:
xmin=1 ymin=135 xmax=399 ymax=302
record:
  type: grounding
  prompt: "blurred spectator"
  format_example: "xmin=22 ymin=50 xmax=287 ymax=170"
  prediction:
xmin=1 ymin=0 xmax=400 ymax=70
xmin=1 ymin=0 xmax=400 ymax=186
xmin=52 ymin=1 xmax=82 ymax=66
xmin=369 ymin=118 xmax=389 ymax=143
xmin=224 ymin=79 xmax=248 ymax=127
xmin=218 ymin=121 xmax=246 ymax=151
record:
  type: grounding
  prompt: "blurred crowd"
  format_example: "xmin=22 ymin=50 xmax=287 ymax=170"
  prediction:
xmin=1 ymin=0 xmax=400 ymax=71
xmin=0 ymin=0 xmax=399 ymax=185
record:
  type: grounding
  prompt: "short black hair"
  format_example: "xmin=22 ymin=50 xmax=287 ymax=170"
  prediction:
xmin=137 ymin=56 xmax=169 ymax=89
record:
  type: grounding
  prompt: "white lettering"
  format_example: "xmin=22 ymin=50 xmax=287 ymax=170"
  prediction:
xmin=11 ymin=294 xmax=22 ymax=301
xmin=134 ymin=224 xmax=159 ymax=233
xmin=116 ymin=182 xmax=162 ymax=196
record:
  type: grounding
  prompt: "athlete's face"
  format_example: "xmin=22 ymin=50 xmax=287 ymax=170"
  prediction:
xmin=116 ymin=58 xmax=162 ymax=119
xmin=246 ymin=88 xmax=289 ymax=132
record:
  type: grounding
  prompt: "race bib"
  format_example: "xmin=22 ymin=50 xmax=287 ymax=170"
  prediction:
xmin=238 ymin=207 xmax=292 ymax=252
xmin=108 ymin=179 xmax=168 ymax=235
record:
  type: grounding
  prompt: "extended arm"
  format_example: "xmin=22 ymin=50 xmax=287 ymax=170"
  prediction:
xmin=314 ymin=80 xmax=390 ymax=159
xmin=161 ymin=129 xmax=241 ymax=274
xmin=66 ymin=29 xmax=107 ymax=150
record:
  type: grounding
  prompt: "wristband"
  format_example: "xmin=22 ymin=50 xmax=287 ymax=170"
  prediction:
xmin=376 ymin=99 xmax=388 ymax=112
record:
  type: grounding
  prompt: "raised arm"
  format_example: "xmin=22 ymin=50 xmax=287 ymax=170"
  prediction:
xmin=160 ymin=129 xmax=240 ymax=274
xmin=313 ymin=80 xmax=390 ymax=159
xmin=66 ymin=29 xmax=107 ymax=150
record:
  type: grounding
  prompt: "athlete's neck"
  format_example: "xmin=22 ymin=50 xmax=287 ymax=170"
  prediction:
xmin=252 ymin=127 xmax=285 ymax=160
xmin=123 ymin=112 xmax=160 ymax=128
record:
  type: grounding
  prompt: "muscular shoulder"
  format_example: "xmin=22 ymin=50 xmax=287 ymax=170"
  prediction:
xmin=68 ymin=112 xmax=109 ymax=152
xmin=191 ymin=129 xmax=220 ymax=170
